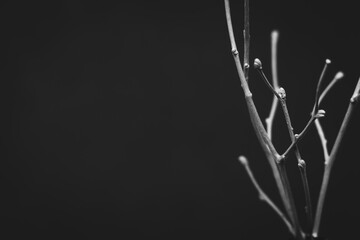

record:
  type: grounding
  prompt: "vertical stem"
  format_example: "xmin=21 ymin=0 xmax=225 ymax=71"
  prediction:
xmin=279 ymin=97 xmax=313 ymax=234
xmin=298 ymin=161 xmax=313 ymax=233
xmin=278 ymin=162 xmax=303 ymax=239
xmin=243 ymin=0 xmax=250 ymax=81
xmin=266 ymin=30 xmax=280 ymax=140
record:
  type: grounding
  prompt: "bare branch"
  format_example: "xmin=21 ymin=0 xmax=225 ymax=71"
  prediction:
xmin=266 ymin=30 xmax=280 ymax=140
xmin=315 ymin=71 xmax=345 ymax=162
xmin=312 ymin=59 xmax=331 ymax=116
xmin=319 ymin=71 xmax=344 ymax=105
xmin=243 ymin=0 xmax=250 ymax=81
xmin=313 ymin=77 xmax=360 ymax=237
xmin=314 ymin=119 xmax=330 ymax=161
xmin=238 ymin=156 xmax=294 ymax=235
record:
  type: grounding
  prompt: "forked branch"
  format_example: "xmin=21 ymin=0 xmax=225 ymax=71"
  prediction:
xmin=312 ymin=77 xmax=360 ymax=237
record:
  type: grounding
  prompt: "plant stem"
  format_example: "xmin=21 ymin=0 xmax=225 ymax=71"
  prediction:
xmin=312 ymin=60 xmax=331 ymax=116
xmin=266 ymin=30 xmax=280 ymax=140
xmin=239 ymin=156 xmax=294 ymax=235
xmin=312 ymin=77 xmax=360 ymax=237
xmin=282 ymin=112 xmax=322 ymax=158
xmin=315 ymin=72 xmax=345 ymax=161
xmin=278 ymin=95 xmax=313 ymax=233
xmin=314 ymin=119 xmax=330 ymax=161
xmin=243 ymin=0 xmax=250 ymax=81
xmin=319 ymin=71 xmax=344 ymax=105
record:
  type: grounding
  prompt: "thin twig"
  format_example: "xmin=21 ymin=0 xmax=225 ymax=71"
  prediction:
xmin=282 ymin=109 xmax=325 ymax=158
xmin=315 ymin=71 xmax=345 ymax=161
xmin=254 ymin=58 xmax=281 ymax=99
xmin=243 ymin=0 xmax=250 ymax=81
xmin=238 ymin=156 xmax=294 ymax=235
xmin=266 ymin=30 xmax=280 ymax=140
xmin=298 ymin=160 xmax=313 ymax=233
xmin=312 ymin=77 xmax=360 ymax=238
xmin=282 ymin=59 xmax=331 ymax=157
xmin=319 ymin=71 xmax=344 ymax=105
xmin=314 ymin=119 xmax=330 ymax=161
xmin=312 ymin=59 xmax=331 ymax=116
xmin=278 ymin=90 xmax=313 ymax=232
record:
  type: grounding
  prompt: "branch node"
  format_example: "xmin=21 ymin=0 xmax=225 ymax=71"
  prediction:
xmin=232 ymin=48 xmax=239 ymax=56
xmin=278 ymin=87 xmax=286 ymax=99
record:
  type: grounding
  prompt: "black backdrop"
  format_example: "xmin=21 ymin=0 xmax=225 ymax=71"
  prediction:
xmin=2 ymin=0 xmax=360 ymax=239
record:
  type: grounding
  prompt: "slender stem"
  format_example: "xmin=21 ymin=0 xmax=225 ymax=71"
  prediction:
xmin=238 ymin=156 xmax=294 ymax=235
xmin=319 ymin=71 xmax=344 ymax=105
xmin=298 ymin=160 xmax=313 ymax=233
xmin=312 ymin=77 xmax=360 ymax=237
xmin=278 ymin=93 xmax=313 ymax=233
xmin=278 ymin=161 xmax=303 ymax=239
xmin=254 ymin=58 xmax=281 ymax=99
xmin=266 ymin=30 xmax=280 ymax=140
xmin=315 ymin=119 xmax=330 ymax=161
xmin=243 ymin=0 xmax=250 ymax=81
xmin=312 ymin=59 xmax=331 ymax=116
xmin=282 ymin=110 xmax=325 ymax=158
xmin=281 ymin=116 xmax=315 ymax=158
xmin=316 ymin=72 xmax=345 ymax=162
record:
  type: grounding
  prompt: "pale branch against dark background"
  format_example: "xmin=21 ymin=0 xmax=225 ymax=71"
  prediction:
xmin=1 ymin=0 xmax=359 ymax=239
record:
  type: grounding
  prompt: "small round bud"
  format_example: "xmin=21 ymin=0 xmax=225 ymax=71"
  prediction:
xmin=316 ymin=109 xmax=326 ymax=118
xmin=334 ymin=71 xmax=344 ymax=80
xmin=244 ymin=63 xmax=250 ymax=69
xmin=254 ymin=58 xmax=262 ymax=69
xmin=325 ymin=59 xmax=331 ymax=64
xmin=271 ymin=30 xmax=279 ymax=40
xmin=238 ymin=156 xmax=248 ymax=165
xmin=278 ymin=87 xmax=286 ymax=99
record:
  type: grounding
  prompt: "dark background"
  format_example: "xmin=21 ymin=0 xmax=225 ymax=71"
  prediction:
xmin=1 ymin=0 xmax=359 ymax=239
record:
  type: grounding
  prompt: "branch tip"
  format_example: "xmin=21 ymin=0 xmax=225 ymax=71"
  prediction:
xmin=254 ymin=58 xmax=262 ymax=69
xmin=238 ymin=155 xmax=248 ymax=165
xmin=350 ymin=77 xmax=360 ymax=103
xmin=271 ymin=30 xmax=279 ymax=39
xmin=334 ymin=71 xmax=344 ymax=80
